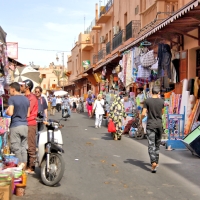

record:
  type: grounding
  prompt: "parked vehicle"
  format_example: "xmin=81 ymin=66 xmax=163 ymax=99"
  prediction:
xmin=35 ymin=118 xmax=65 ymax=186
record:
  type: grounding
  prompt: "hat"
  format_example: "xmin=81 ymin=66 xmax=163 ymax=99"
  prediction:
xmin=18 ymin=82 xmax=25 ymax=85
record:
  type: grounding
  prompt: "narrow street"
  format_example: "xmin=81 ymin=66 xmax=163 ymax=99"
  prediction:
xmin=14 ymin=112 xmax=200 ymax=200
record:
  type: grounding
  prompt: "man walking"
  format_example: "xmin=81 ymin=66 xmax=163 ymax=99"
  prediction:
xmin=20 ymin=79 xmax=38 ymax=174
xmin=62 ymin=95 xmax=71 ymax=118
xmin=141 ymin=86 xmax=164 ymax=173
xmin=6 ymin=82 xmax=30 ymax=169
xmin=50 ymin=95 xmax=56 ymax=116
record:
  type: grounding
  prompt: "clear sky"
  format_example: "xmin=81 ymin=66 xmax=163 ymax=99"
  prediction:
xmin=0 ymin=0 xmax=104 ymax=67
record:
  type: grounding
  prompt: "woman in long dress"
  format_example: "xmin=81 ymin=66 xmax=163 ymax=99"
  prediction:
xmin=109 ymin=95 xmax=127 ymax=140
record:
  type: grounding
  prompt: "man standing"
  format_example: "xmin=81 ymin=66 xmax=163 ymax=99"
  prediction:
xmin=20 ymin=79 xmax=38 ymax=174
xmin=141 ymin=86 xmax=164 ymax=173
xmin=50 ymin=95 xmax=56 ymax=116
xmin=56 ymin=96 xmax=62 ymax=112
xmin=62 ymin=95 xmax=71 ymax=118
xmin=35 ymin=86 xmax=48 ymax=131
xmin=6 ymin=82 xmax=30 ymax=169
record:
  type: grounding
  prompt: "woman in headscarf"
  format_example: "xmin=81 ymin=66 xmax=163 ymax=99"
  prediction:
xmin=109 ymin=95 xmax=127 ymax=140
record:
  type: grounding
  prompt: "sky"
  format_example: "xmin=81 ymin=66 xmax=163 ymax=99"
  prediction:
xmin=0 ymin=0 xmax=104 ymax=67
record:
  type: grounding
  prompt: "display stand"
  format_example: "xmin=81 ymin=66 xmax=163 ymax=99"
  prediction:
xmin=166 ymin=107 xmax=186 ymax=149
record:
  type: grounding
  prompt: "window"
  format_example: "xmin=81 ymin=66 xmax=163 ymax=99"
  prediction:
xmin=135 ymin=5 xmax=139 ymax=15
xmin=41 ymin=74 xmax=46 ymax=78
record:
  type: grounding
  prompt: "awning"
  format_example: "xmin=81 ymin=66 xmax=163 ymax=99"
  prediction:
xmin=0 ymin=26 xmax=7 ymax=44
xmin=94 ymin=53 xmax=119 ymax=71
xmin=120 ymin=0 xmax=200 ymax=52
xmin=8 ymin=57 xmax=25 ymax=67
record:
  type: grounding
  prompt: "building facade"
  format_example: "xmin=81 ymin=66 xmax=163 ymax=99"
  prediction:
xmin=66 ymin=0 xmax=200 ymax=96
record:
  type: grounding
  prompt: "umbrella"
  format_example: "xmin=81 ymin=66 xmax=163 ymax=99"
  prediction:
xmin=14 ymin=66 xmax=40 ymax=88
xmin=54 ymin=90 xmax=68 ymax=96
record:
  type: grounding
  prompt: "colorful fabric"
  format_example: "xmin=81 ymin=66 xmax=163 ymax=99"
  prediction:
xmin=137 ymin=65 xmax=151 ymax=78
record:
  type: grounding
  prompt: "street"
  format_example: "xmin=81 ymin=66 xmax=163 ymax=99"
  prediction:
xmin=14 ymin=112 xmax=200 ymax=200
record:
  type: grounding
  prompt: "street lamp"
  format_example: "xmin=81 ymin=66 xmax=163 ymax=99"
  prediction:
xmin=56 ymin=52 xmax=64 ymax=90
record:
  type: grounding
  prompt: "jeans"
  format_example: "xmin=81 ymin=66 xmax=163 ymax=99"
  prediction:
xmin=146 ymin=128 xmax=162 ymax=164
xmin=62 ymin=106 xmax=71 ymax=116
xmin=95 ymin=114 xmax=103 ymax=127
xmin=10 ymin=125 xmax=28 ymax=163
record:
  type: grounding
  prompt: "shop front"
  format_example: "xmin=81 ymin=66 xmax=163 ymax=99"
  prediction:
xmin=115 ymin=0 xmax=200 ymax=151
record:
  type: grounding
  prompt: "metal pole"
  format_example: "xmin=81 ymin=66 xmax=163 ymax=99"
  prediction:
xmin=62 ymin=52 xmax=64 ymax=90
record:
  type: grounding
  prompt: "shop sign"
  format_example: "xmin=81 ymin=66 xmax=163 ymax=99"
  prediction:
xmin=6 ymin=42 xmax=18 ymax=59
xmin=82 ymin=60 xmax=90 ymax=69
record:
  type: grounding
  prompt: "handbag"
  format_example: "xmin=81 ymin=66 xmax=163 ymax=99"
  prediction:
xmin=141 ymin=50 xmax=156 ymax=67
xmin=108 ymin=119 xmax=116 ymax=133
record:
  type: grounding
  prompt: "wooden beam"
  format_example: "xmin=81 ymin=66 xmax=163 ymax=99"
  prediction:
xmin=168 ymin=28 xmax=199 ymax=40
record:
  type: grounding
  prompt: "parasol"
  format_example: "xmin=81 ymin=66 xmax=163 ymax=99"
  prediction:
xmin=54 ymin=90 xmax=68 ymax=96
xmin=14 ymin=66 xmax=40 ymax=88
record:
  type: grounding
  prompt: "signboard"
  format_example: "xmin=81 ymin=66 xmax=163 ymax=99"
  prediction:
xmin=82 ymin=60 xmax=90 ymax=69
xmin=6 ymin=42 xmax=18 ymax=59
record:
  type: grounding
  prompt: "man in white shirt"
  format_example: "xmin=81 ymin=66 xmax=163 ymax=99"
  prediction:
xmin=56 ymin=96 xmax=62 ymax=112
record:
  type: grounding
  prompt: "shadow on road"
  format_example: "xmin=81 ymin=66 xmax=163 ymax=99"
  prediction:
xmin=101 ymin=133 xmax=113 ymax=140
xmin=124 ymin=159 xmax=151 ymax=172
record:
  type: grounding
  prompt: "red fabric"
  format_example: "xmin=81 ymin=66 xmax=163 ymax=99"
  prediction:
xmin=108 ymin=119 xmax=116 ymax=133
xmin=26 ymin=93 xmax=38 ymax=126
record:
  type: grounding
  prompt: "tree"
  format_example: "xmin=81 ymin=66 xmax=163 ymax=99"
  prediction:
xmin=52 ymin=70 xmax=62 ymax=86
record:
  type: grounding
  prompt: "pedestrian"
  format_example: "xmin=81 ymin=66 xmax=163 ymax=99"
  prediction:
xmin=56 ymin=96 xmax=62 ymax=112
xmin=62 ymin=95 xmax=71 ymax=118
xmin=20 ymin=79 xmax=38 ymax=174
xmin=93 ymin=94 xmax=104 ymax=128
xmin=35 ymin=86 xmax=48 ymax=131
xmin=50 ymin=95 xmax=56 ymax=116
xmin=86 ymin=94 xmax=93 ymax=118
xmin=109 ymin=95 xmax=126 ymax=140
xmin=72 ymin=96 xmax=77 ymax=113
xmin=6 ymin=82 xmax=30 ymax=170
xmin=141 ymin=86 xmax=164 ymax=173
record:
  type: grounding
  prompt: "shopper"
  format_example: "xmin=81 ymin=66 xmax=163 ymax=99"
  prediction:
xmin=20 ymin=79 xmax=38 ymax=174
xmin=50 ymin=95 xmax=56 ymax=116
xmin=86 ymin=94 xmax=93 ymax=118
xmin=62 ymin=95 xmax=71 ymax=117
xmin=56 ymin=96 xmax=62 ymax=112
xmin=93 ymin=94 xmax=104 ymax=128
xmin=6 ymin=82 xmax=30 ymax=169
xmin=141 ymin=86 xmax=164 ymax=173
xmin=35 ymin=86 xmax=48 ymax=131
xmin=109 ymin=95 xmax=126 ymax=140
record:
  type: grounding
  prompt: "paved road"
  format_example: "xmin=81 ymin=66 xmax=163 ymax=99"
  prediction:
xmin=13 ymin=112 xmax=200 ymax=200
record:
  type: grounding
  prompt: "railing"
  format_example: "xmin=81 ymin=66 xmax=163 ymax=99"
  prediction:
xmin=93 ymin=54 xmax=98 ymax=65
xmin=98 ymin=48 xmax=106 ymax=62
xmin=106 ymin=41 xmax=111 ymax=55
xmin=125 ymin=20 xmax=141 ymax=41
xmin=84 ymin=18 xmax=96 ymax=34
xmin=99 ymin=0 xmax=113 ymax=18
xmin=112 ymin=30 xmax=123 ymax=51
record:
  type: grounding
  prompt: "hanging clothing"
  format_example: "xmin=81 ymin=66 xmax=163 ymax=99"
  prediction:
xmin=126 ymin=51 xmax=133 ymax=87
xmin=172 ymin=59 xmax=180 ymax=83
xmin=137 ymin=65 xmax=151 ymax=78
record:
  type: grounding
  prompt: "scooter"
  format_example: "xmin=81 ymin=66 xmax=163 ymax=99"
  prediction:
xmin=35 ymin=118 xmax=65 ymax=186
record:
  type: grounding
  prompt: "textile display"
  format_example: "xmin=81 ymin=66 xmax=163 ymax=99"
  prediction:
xmin=182 ymin=79 xmax=188 ymax=93
xmin=125 ymin=51 xmax=133 ymax=87
xmin=141 ymin=50 xmax=156 ymax=67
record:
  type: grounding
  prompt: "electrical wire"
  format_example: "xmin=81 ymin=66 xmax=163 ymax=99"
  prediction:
xmin=18 ymin=47 xmax=71 ymax=52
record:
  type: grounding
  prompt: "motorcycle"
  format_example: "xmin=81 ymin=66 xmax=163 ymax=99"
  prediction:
xmin=35 ymin=118 xmax=65 ymax=186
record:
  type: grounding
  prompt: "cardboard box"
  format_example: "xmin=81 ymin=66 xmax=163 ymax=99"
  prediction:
xmin=0 ymin=184 xmax=12 ymax=200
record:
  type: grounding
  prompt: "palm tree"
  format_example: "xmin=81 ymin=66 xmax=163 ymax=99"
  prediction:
xmin=53 ymin=70 xmax=62 ymax=86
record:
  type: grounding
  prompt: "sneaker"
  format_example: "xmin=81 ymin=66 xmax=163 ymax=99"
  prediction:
xmin=151 ymin=162 xmax=157 ymax=173
xmin=98 ymin=126 xmax=101 ymax=128
xmin=95 ymin=126 xmax=98 ymax=128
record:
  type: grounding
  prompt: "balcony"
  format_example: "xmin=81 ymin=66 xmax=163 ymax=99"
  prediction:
xmin=112 ymin=30 xmax=124 ymax=51
xmin=93 ymin=54 xmax=98 ymax=65
xmin=106 ymin=41 xmax=111 ymax=55
xmin=97 ymin=0 xmax=113 ymax=24
xmin=125 ymin=20 xmax=141 ymax=41
xmin=98 ymin=48 xmax=106 ymax=62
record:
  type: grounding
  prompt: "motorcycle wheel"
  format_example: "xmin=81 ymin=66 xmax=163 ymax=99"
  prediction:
xmin=135 ymin=126 xmax=144 ymax=140
xmin=41 ymin=153 xmax=65 ymax=186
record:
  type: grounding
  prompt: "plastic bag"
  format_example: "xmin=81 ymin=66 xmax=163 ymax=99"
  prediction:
xmin=108 ymin=119 xmax=116 ymax=133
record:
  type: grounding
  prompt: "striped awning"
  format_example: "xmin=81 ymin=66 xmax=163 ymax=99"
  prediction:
xmin=120 ymin=0 xmax=200 ymax=52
